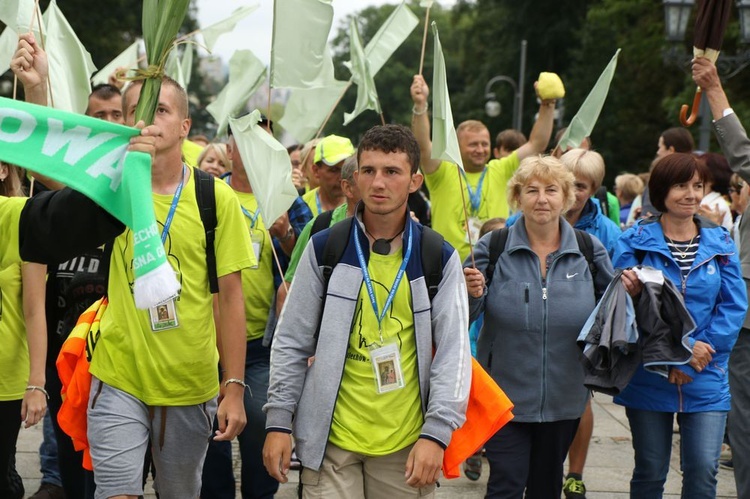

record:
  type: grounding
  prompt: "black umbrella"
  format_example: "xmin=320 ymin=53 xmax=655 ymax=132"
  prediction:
xmin=680 ymin=0 xmax=732 ymax=126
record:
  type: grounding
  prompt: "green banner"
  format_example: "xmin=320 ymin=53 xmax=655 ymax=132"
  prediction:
xmin=0 ymin=96 xmax=179 ymax=309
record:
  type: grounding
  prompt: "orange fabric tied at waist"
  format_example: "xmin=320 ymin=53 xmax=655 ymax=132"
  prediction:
xmin=442 ymin=358 xmax=514 ymax=479
xmin=56 ymin=297 xmax=108 ymax=471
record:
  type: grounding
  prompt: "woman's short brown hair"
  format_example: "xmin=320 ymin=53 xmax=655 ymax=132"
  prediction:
xmin=648 ymin=153 xmax=708 ymax=213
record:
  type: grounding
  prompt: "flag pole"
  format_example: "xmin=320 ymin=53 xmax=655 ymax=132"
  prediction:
xmin=33 ymin=0 xmax=54 ymax=108
xmin=456 ymin=165 xmax=476 ymax=268
xmin=268 ymin=230 xmax=290 ymax=294
xmin=379 ymin=112 xmax=386 ymax=126
xmin=418 ymin=5 xmax=431 ymax=75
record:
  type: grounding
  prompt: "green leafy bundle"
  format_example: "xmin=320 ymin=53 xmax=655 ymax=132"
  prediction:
xmin=135 ymin=0 xmax=190 ymax=125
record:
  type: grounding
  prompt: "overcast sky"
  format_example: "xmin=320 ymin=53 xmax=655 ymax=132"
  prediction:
xmin=194 ymin=0 xmax=456 ymax=66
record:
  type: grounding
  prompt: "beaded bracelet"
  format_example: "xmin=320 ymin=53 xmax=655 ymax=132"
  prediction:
xmin=26 ymin=385 xmax=49 ymax=399
xmin=412 ymin=103 xmax=429 ymax=116
xmin=223 ymin=378 xmax=248 ymax=389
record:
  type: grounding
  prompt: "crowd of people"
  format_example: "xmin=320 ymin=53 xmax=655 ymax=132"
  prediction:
xmin=0 ymin=29 xmax=750 ymax=499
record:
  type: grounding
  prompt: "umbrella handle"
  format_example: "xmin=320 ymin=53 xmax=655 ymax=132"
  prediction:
xmin=680 ymin=88 xmax=703 ymax=127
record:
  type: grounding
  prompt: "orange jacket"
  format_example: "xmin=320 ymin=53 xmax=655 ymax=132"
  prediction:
xmin=443 ymin=358 xmax=514 ymax=479
xmin=56 ymin=297 xmax=107 ymax=471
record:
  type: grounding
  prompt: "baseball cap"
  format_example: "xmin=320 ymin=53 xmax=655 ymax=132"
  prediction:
xmin=314 ymin=135 xmax=355 ymax=166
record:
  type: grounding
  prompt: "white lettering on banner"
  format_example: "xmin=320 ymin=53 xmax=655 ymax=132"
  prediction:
xmin=133 ymin=252 xmax=156 ymax=270
xmin=156 ymin=246 xmax=165 ymax=258
xmin=133 ymin=224 xmax=160 ymax=245
xmin=0 ymin=108 xmax=35 ymax=143
xmin=85 ymin=144 xmax=128 ymax=191
xmin=42 ymin=119 xmax=118 ymax=165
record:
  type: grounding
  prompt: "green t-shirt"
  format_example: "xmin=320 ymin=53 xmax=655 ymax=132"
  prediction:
xmin=234 ymin=190 xmax=274 ymax=342
xmin=424 ymin=153 xmax=520 ymax=261
xmin=284 ymin=203 xmax=349 ymax=283
xmin=328 ymin=251 xmax=422 ymax=456
xmin=90 ymin=173 xmax=255 ymax=406
xmin=0 ymin=196 xmax=24 ymax=270
xmin=0 ymin=262 xmax=27 ymax=400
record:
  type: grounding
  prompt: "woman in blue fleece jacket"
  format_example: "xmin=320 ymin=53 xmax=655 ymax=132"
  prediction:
xmin=614 ymin=153 xmax=746 ymax=498
xmin=464 ymin=155 xmax=613 ymax=499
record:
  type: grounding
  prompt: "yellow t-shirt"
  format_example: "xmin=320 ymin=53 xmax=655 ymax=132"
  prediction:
xmin=329 ymin=251 xmax=422 ymax=456
xmin=424 ymin=153 xmax=520 ymax=261
xmin=89 ymin=172 xmax=255 ymax=406
xmin=0 ymin=262 xmax=27 ymax=400
xmin=0 ymin=196 xmax=24 ymax=270
xmin=302 ymin=187 xmax=321 ymax=217
xmin=233 ymin=190 xmax=274 ymax=342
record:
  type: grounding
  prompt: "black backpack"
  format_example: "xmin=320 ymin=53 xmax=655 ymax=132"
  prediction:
xmin=318 ymin=216 xmax=445 ymax=308
xmin=484 ymin=227 xmax=597 ymax=288
xmin=194 ymin=167 xmax=219 ymax=293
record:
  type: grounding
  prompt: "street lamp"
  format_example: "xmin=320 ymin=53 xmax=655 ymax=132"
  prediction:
xmin=663 ymin=0 xmax=694 ymax=42
xmin=484 ymin=40 xmax=527 ymax=131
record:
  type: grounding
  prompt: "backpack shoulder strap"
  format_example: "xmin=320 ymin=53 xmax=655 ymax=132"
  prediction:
xmin=321 ymin=217 xmax=354 ymax=297
xmin=314 ymin=217 xmax=354 ymax=341
xmin=311 ymin=209 xmax=335 ymax=237
xmin=485 ymin=227 xmax=509 ymax=288
xmin=574 ymin=229 xmax=597 ymax=281
xmin=193 ymin=168 xmax=219 ymax=294
xmin=595 ymin=186 xmax=609 ymax=218
xmin=420 ymin=226 xmax=444 ymax=303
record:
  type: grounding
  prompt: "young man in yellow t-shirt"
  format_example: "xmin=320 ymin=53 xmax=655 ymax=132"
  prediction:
xmin=200 ymin=122 xmax=313 ymax=498
xmin=84 ymin=78 xmax=254 ymax=499
xmin=263 ymin=124 xmax=471 ymax=498
xmin=409 ymin=74 xmax=557 ymax=261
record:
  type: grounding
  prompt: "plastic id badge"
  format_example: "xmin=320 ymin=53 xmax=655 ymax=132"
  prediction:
xmin=369 ymin=342 xmax=405 ymax=394
xmin=149 ymin=298 xmax=179 ymax=332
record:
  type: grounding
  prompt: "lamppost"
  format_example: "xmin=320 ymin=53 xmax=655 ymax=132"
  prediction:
xmin=662 ymin=0 xmax=750 ymax=150
xmin=484 ymin=40 xmax=527 ymax=131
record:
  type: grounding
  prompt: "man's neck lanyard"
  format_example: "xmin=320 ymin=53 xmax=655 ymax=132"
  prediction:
xmin=461 ymin=167 xmax=487 ymax=216
xmin=315 ymin=190 xmax=322 ymax=214
xmin=225 ymin=175 xmax=261 ymax=228
xmin=353 ymin=220 xmax=413 ymax=345
xmin=161 ymin=165 xmax=187 ymax=244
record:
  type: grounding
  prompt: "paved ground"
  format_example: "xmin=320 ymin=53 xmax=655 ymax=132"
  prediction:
xmin=17 ymin=396 xmax=737 ymax=498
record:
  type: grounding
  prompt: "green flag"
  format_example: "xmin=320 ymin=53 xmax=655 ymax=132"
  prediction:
xmin=43 ymin=0 xmax=97 ymax=114
xmin=206 ymin=49 xmax=266 ymax=137
xmin=91 ymin=40 xmax=140 ymax=86
xmin=229 ymin=110 xmax=299 ymax=225
xmin=165 ymin=44 xmax=193 ymax=89
xmin=201 ymin=4 xmax=259 ymax=52
xmin=270 ymin=0 xmax=334 ymax=88
xmin=0 ymin=0 xmax=36 ymax=32
xmin=344 ymin=20 xmax=381 ymax=126
xmin=279 ymin=82 xmax=348 ymax=143
xmin=420 ymin=1 xmax=434 ymax=7
xmin=0 ymin=27 xmax=16 ymax=75
xmin=181 ymin=43 xmax=193 ymax=87
xmin=430 ymin=22 xmax=463 ymax=170
xmin=364 ymin=2 xmax=419 ymax=77
xmin=557 ymin=49 xmax=621 ymax=152
xmin=0 ymin=96 xmax=179 ymax=308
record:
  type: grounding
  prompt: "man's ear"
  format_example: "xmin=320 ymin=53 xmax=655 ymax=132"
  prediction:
xmin=409 ymin=172 xmax=424 ymax=193
xmin=180 ymin=117 xmax=192 ymax=139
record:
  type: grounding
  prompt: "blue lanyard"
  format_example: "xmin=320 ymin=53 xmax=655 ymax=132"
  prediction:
xmin=240 ymin=206 xmax=261 ymax=228
xmin=461 ymin=168 xmax=487 ymax=215
xmin=161 ymin=165 xmax=187 ymax=244
xmin=315 ymin=191 xmax=322 ymax=215
xmin=353 ymin=220 xmax=412 ymax=343
xmin=225 ymin=175 xmax=261 ymax=227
